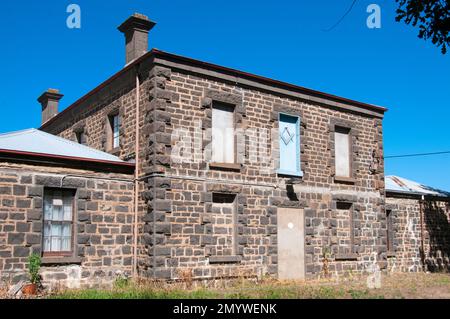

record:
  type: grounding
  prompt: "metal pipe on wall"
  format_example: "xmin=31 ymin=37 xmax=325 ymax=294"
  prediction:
xmin=419 ymin=195 xmax=426 ymax=272
xmin=133 ymin=66 xmax=141 ymax=278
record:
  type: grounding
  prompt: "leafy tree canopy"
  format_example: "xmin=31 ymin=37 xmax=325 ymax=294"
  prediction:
xmin=395 ymin=0 xmax=450 ymax=53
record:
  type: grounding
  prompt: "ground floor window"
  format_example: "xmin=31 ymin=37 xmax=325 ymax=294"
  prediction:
xmin=43 ymin=189 xmax=75 ymax=254
xmin=386 ymin=209 xmax=395 ymax=253
xmin=211 ymin=193 xmax=237 ymax=256
xmin=336 ymin=202 xmax=354 ymax=254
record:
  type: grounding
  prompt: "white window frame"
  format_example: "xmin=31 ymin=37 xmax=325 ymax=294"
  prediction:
xmin=43 ymin=189 xmax=74 ymax=255
xmin=211 ymin=102 xmax=235 ymax=164
xmin=334 ymin=126 xmax=351 ymax=178
xmin=112 ymin=114 xmax=120 ymax=149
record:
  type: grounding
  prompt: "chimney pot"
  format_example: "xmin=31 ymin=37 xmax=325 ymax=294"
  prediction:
xmin=38 ymin=89 xmax=63 ymax=125
xmin=118 ymin=13 xmax=156 ymax=65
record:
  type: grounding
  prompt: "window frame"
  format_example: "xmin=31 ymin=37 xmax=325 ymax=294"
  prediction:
xmin=210 ymin=101 xmax=237 ymax=165
xmin=334 ymin=201 xmax=358 ymax=261
xmin=277 ymin=112 xmax=302 ymax=177
xmin=76 ymin=131 xmax=87 ymax=146
xmin=112 ymin=115 xmax=120 ymax=149
xmin=211 ymin=193 xmax=238 ymax=257
xmin=386 ymin=209 xmax=395 ymax=254
xmin=107 ymin=112 xmax=120 ymax=153
xmin=42 ymin=188 xmax=76 ymax=258
xmin=333 ymin=125 xmax=354 ymax=182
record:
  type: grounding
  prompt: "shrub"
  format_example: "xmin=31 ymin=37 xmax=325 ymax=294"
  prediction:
xmin=27 ymin=253 xmax=41 ymax=285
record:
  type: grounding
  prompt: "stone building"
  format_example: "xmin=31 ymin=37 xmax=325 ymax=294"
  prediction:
xmin=0 ymin=129 xmax=135 ymax=288
xmin=385 ymin=176 xmax=450 ymax=273
xmin=0 ymin=13 xmax=448 ymax=289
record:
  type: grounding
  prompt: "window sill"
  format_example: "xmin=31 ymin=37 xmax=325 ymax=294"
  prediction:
xmin=277 ymin=170 xmax=303 ymax=178
xmin=334 ymin=176 xmax=356 ymax=184
xmin=108 ymin=147 xmax=121 ymax=156
xmin=209 ymin=162 xmax=241 ymax=171
xmin=41 ymin=256 xmax=82 ymax=265
xmin=209 ymin=255 xmax=242 ymax=264
xmin=387 ymin=252 xmax=396 ymax=258
xmin=335 ymin=253 xmax=358 ymax=261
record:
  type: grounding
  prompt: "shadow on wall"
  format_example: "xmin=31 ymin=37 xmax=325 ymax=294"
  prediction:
xmin=424 ymin=201 xmax=450 ymax=272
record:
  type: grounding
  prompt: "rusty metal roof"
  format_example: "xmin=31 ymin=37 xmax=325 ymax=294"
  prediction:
xmin=385 ymin=175 xmax=450 ymax=198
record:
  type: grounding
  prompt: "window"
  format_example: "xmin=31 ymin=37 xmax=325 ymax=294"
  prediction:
xmin=386 ymin=209 xmax=394 ymax=253
xmin=211 ymin=103 xmax=235 ymax=163
xmin=278 ymin=114 xmax=301 ymax=176
xmin=211 ymin=193 xmax=237 ymax=256
xmin=43 ymin=189 xmax=74 ymax=254
xmin=76 ymin=131 xmax=87 ymax=146
xmin=108 ymin=114 xmax=120 ymax=150
xmin=334 ymin=126 xmax=351 ymax=178
xmin=336 ymin=202 xmax=354 ymax=255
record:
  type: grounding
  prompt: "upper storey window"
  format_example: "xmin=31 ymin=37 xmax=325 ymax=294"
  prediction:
xmin=112 ymin=114 xmax=120 ymax=149
xmin=107 ymin=113 xmax=120 ymax=151
xmin=334 ymin=126 xmax=351 ymax=178
xmin=211 ymin=102 xmax=235 ymax=164
xmin=76 ymin=131 xmax=87 ymax=146
xmin=278 ymin=113 xmax=301 ymax=176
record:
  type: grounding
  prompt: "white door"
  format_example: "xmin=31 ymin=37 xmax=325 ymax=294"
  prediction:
xmin=277 ymin=208 xmax=305 ymax=280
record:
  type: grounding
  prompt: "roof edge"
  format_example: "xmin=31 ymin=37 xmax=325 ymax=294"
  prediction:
xmin=152 ymin=49 xmax=388 ymax=114
xmin=41 ymin=48 xmax=387 ymax=130
xmin=386 ymin=190 xmax=450 ymax=201
xmin=0 ymin=149 xmax=135 ymax=172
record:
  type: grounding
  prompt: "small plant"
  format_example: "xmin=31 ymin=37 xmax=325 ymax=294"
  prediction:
xmin=114 ymin=275 xmax=130 ymax=289
xmin=28 ymin=253 xmax=41 ymax=285
xmin=22 ymin=253 xmax=42 ymax=295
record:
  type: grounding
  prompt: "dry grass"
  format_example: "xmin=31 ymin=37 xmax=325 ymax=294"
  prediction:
xmin=49 ymin=272 xmax=450 ymax=299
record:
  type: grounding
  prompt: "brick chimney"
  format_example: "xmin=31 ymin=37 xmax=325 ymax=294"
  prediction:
xmin=118 ymin=13 xmax=156 ymax=65
xmin=38 ymin=89 xmax=63 ymax=125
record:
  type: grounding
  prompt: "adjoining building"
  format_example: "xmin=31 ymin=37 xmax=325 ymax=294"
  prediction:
xmin=0 ymin=129 xmax=135 ymax=288
xmin=0 ymin=13 xmax=448 ymax=289
xmin=385 ymin=176 xmax=450 ymax=273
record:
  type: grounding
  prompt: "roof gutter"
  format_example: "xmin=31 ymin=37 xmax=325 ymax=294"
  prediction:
xmin=41 ymin=49 xmax=387 ymax=131
xmin=0 ymin=149 xmax=135 ymax=173
xmin=151 ymin=49 xmax=388 ymax=114
xmin=386 ymin=189 xmax=450 ymax=201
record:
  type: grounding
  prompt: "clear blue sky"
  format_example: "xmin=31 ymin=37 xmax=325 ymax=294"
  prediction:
xmin=0 ymin=0 xmax=449 ymax=190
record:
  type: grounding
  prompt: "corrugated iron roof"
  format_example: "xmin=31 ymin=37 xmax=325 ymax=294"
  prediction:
xmin=385 ymin=175 xmax=450 ymax=198
xmin=0 ymin=129 xmax=124 ymax=163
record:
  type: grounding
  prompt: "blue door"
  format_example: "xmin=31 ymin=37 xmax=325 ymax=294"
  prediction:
xmin=278 ymin=114 xmax=301 ymax=176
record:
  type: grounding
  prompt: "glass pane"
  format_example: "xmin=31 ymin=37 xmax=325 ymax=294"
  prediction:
xmin=62 ymin=237 xmax=71 ymax=251
xmin=63 ymin=196 xmax=72 ymax=221
xmin=51 ymin=237 xmax=61 ymax=252
xmin=43 ymin=223 xmax=51 ymax=237
xmin=113 ymin=115 xmax=120 ymax=148
xmin=53 ymin=190 xmax=62 ymax=200
xmin=52 ymin=204 xmax=63 ymax=221
xmin=44 ymin=196 xmax=52 ymax=220
xmin=43 ymin=237 xmax=51 ymax=252
xmin=62 ymin=224 xmax=71 ymax=236
xmin=51 ymin=223 xmax=62 ymax=236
